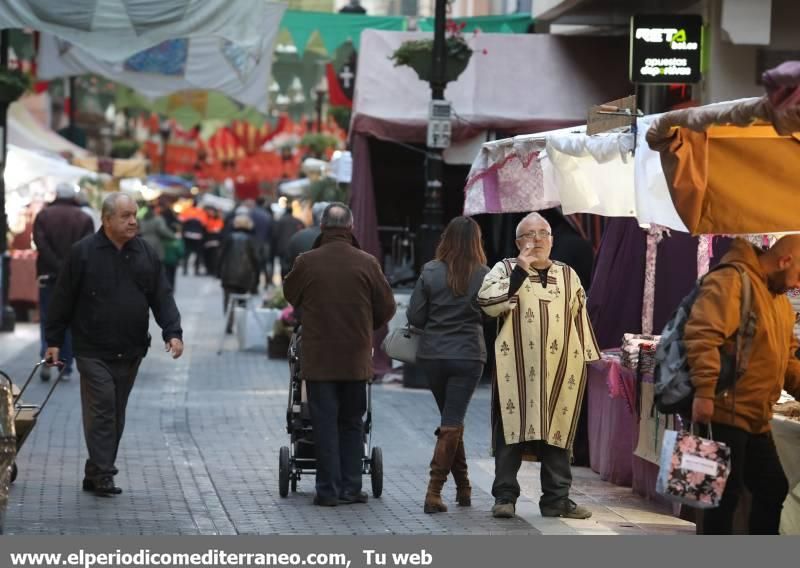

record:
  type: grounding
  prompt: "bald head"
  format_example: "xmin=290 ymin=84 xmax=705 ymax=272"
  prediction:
xmin=102 ymin=192 xmax=139 ymax=248
xmin=762 ymin=235 xmax=800 ymax=294
xmin=767 ymin=235 xmax=800 ymax=258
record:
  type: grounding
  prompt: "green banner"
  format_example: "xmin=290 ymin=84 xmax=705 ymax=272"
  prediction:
xmin=417 ymin=13 xmax=532 ymax=34
xmin=280 ymin=10 xmax=407 ymax=56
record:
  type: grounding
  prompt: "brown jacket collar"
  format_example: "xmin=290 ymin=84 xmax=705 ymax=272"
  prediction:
xmin=312 ymin=227 xmax=361 ymax=250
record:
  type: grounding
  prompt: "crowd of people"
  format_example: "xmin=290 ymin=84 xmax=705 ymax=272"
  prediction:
xmin=28 ymin=184 xmax=800 ymax=535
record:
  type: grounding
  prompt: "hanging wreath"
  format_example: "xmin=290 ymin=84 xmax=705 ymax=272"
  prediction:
xmin=390 ymin=21 xmax=473 ymax=84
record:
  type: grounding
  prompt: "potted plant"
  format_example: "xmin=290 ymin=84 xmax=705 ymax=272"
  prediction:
xmin=0 ymin=68 xmax=31 ymax=104
xmin=300 ymin=133 xmax=340 ymax=159
xmin=110 ymin=139 xmax=141 ymax=159
xmin=390 ymin=21 xmax=473 ymax=84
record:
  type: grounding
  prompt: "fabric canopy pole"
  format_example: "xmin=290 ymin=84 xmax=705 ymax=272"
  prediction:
xmin=280 ymin=10 xmax=406 ymax=57
xmin=349 ymin=133 xmax=381 ymax=262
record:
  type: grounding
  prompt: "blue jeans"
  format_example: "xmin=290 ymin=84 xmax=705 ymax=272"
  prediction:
xmin=40 ymin=280 xmax=73 ymax=374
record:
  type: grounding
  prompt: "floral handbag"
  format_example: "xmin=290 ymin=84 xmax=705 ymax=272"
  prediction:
xmin=655 ymin=428 xmax=731 ymax=508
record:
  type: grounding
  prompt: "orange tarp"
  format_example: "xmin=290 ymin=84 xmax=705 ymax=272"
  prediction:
xmin=662 ymin=124 xmax=800 ymax=235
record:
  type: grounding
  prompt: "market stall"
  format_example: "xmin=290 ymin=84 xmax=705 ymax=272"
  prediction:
xmin=350 ymin=29 xmax=630 ymax=259
xmin=466 ymin=78 xmax=800 ymax=531
xmin=4 ymin=145 xmax=97 ymax=318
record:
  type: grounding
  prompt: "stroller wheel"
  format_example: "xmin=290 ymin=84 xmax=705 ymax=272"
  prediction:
xmin=370 ymin=447 xmax=383 ymax=498
xmin=279 ymin=446 xmax=290 ymax=498
xmin=291 ymin=476 xmax=297 ymax=493
xmin=9 ymin=462 xmax=17 ymax=483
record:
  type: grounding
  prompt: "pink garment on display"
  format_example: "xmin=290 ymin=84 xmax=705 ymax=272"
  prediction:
xmin=463 ymin=150 xmax=554 ymax=215
xmin=642 ymin=226 xmax=668 ymax=335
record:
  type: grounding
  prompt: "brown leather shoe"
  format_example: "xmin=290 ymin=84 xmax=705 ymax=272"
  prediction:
xmin=451 ymin=436 xmax=471 ymax=506
xmin=423 ymin=426 xmax=462 ymax=514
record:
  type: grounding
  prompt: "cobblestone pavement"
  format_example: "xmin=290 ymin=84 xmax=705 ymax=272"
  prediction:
xmin=0 ymin=275 xmax=694 ymax=535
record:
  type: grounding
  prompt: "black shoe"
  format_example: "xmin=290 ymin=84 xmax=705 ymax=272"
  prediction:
xmin=339 ymin=491 xmax=369 ymax=505
xmin=82 ymin=477 xmax=122 ymax=496
xmin=313 ymin=495 xmax=338 ymax=507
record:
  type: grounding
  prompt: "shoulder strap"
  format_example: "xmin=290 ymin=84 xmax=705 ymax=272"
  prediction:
xmin=701 ymin=262 xmax=756 ymax=377
xmin=735 ymin=269 xmax=756 ymax=377
xmin=502 ymin=258 xmax=515 ymax=277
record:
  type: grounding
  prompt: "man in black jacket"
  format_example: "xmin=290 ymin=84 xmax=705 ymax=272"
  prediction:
xmin=33 ymin=183 xmax=94 ymax=381
xmin=45 ymin=192 xmax=184 ymax=496
xmin=218 ymin=214 xmax=261 ymax=332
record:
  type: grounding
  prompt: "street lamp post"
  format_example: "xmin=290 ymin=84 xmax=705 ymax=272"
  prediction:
xmin=418 ymin=0 xmax=448 ymax=266
xmin=0 ymin=29 xmax=13 ymax=331
xmin=315 ymin=75 xmax=328 ymax=133
xmin=159 ymin=119 xmax=171 ymax=174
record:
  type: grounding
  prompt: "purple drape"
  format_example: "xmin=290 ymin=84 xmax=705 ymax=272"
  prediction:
xmin=350 ymin=133 xmax=382 ymax=262
xmin=588 ymin=218 xmax=705 ymax=350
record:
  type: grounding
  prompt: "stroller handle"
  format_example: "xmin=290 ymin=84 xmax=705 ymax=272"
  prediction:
xmin=14 ymin=360 xmax=66 ymax=418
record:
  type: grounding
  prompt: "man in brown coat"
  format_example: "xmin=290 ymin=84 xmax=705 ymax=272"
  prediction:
xmin=685 ymin=236 xmax=800 ymax=534
xmin=284 ymin=203 xmax=395 ymax=507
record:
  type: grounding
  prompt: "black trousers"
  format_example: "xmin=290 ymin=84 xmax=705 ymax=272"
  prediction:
xmin=164 ymin=263 xmax=177 ymax=291
xmin=418 ymin=359 xmax=483 ymax=427
xmin=223 ymin=286 xmax=248 ymax=332
xmin=75 ymin=356 xmax=142 ymax=480
xmin=306 ymin=381 xmax=367 ymax=500
xmin=182 ymin=239 xmax=204 ymax=275
xmin=492 ymin=409 xmax=573 ymax=508
xmin=702 ymin=423 xmax=789 ymax=535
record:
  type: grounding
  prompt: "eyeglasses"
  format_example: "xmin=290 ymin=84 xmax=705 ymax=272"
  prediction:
xmin=516 ymin=230 xmax=552 ymax=240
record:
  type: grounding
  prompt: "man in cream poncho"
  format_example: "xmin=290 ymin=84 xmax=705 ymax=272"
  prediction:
xmin=478 ymin=212 xmax=600 ymax=520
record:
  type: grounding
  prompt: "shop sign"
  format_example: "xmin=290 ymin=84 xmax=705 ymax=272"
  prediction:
xmin=630 ymin=14 xmax=703 ymax=84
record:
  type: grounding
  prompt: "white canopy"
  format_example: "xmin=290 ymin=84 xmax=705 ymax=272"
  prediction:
xmin=4 ymin=144 xmax=96 ymax=193
xmin=7 ymin=100 xmax=90 ymax=158
xmin=0 ymin=0 xmax=285 ymax=62
xmin=37 ymin=2 xmax=285 ymax=113
xmin=352 ymin=30 xmax=629 ymax=132
xmin=465 ymin=99 xmax=763 ymax=232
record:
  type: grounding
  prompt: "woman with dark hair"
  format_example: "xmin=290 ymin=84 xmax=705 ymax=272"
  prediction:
xmin=407 ymin=216 xmax=490 ymax=514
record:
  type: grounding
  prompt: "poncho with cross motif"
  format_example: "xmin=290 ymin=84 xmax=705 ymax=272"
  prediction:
xmin=478 ymin=259 xmax=600 ymax=450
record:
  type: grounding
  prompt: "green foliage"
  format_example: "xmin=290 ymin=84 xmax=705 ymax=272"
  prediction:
xmin=389 ymin=36 xmax=473 ymax=83
xmin=265 ymin=287 xmax=289 ymax=310
xmin=300 ymin=133 xmax=339 ymax=157
xmin=310 ymin=177 xmax=349 ymax=204
xmin=328 ymin=105 xmax=352 ymax=132
xmin=110 ymin=139 xmax=140 ymax=159
xmin=0 ymin=68 xmax=32 ymax=103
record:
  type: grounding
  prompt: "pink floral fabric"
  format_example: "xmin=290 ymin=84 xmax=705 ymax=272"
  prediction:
xmin=642 ymin=226 xmax=668 ymax=335
xmin=656 ymin=430 xmax=731 ymax=509
xmin=463 ymin=148 xmax=559 ymax=216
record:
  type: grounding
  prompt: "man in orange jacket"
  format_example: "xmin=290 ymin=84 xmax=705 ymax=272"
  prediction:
xmin=684 ymin=236 xmax=800 ymax=534
xmin=179 ymin=203 xmax=208 ymax=276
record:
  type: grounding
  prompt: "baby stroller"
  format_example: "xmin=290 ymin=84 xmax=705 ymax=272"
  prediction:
xmin=278 ymin=327 xmax=383 ymax=498
xmin=0 ymin=360 xmax=66 ymax=483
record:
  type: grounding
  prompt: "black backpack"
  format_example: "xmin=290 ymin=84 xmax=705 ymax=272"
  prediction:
xmin=653 ymin=263 xmax=757 ymax=417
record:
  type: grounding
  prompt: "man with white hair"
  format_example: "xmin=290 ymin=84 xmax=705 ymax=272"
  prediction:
xmin=478 ymin=212 xmax=600 ymax=520
xmin=33 ymin=182 xmax=94 ymax=381
xmin=45 ymin=192 xmax=183 ymax=496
